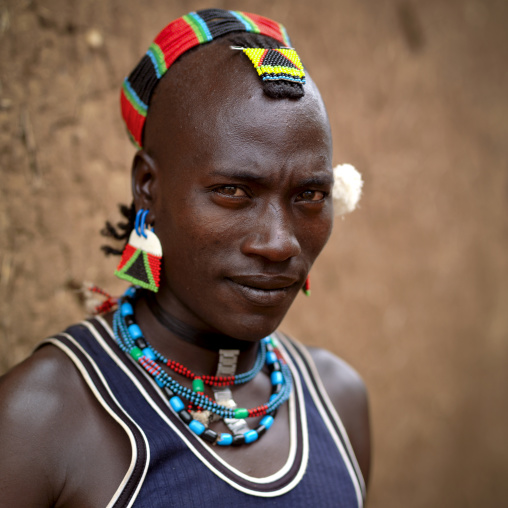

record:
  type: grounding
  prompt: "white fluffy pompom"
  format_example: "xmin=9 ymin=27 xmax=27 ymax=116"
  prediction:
xmin=332 ymin=163 xmax=363 ymax=216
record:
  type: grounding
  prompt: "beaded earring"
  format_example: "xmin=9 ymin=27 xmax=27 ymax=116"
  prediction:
xmin=302 ymin=276 xmax=311 ymax=297
xmin=115 ymin=209 xmax=163 ymax=292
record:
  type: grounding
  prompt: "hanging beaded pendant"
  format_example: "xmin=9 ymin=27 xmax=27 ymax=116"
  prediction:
xmin=112 ymin=286 xmax=293 ymax=446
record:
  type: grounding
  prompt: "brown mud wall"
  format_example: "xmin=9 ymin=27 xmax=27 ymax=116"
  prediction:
xmin=1 ymin=0 xmax=507 ymax=506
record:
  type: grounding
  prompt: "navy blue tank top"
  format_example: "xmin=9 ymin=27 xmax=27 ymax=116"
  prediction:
xmin=42 ymin=318 xmax=365 ymax=507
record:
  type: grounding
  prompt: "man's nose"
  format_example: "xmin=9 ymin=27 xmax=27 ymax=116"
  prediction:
xmin=240 ymin=203 xmax=301 ymax=262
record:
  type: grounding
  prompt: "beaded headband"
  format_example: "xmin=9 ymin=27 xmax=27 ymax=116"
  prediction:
xmin=121 ymin=9 xmax=292 ymax=149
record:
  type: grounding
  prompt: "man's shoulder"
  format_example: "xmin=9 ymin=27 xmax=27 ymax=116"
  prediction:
xmin=306 ymin=346 xmax=368 ymax=405
xmin=0 ymin=318 xmax=108 ymax=408
xmin=0 ymin=333 xmax=134 ymax=506
xmin=281 ymin=336 xmax=371 ymax=486
xmin=0 ymin=344 xmax=83 ymax=431
xmin=0 ymin=345 xmax=85 ymax=504
xmin=278 ymin=334 xmax=367 ymax=407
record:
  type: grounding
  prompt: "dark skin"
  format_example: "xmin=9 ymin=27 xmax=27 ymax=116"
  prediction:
xmin=0 ymin=39 xmax=370 ymax=506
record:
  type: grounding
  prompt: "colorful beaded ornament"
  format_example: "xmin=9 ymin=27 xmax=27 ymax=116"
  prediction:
xmin=115 ymin=209 xmax=162 ymax=293
xmin=303 ymin=276 xmax=311 ymax=297
xmin=112 ymin=286 xmax=293 ymax=446
xmin=238 ymin=47 xmax=306 ymax=84
xmin=82 ymin=283 xmax=118 ymax=315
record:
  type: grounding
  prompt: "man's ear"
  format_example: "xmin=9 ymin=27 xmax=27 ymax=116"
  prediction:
xmin=132 ymin=150 xmax=159 ymax=218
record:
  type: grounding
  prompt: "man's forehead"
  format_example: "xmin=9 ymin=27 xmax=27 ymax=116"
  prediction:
xmin=144 ymin=41 xmax=329 ymax=155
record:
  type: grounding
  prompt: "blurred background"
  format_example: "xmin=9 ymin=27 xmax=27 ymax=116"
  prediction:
xmin=0 ymin=0 xmax=507 ymax=506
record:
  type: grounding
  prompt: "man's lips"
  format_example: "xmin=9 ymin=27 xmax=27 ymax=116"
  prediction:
xmin=228 ymin=274 xmax=299 ymax=290
xmin=226 ymin=275 xmax=300 ymax=307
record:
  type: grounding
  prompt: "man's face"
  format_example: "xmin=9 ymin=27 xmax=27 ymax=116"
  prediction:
xmin=143 ymin=39 xmax=334 ymax=341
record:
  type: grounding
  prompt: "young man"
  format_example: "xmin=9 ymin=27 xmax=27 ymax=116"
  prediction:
xmin=0 ymin=9 xmax=369 ymax=507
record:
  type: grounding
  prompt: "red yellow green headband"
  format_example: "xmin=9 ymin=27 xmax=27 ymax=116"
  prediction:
xmin=120 ymin=9 xmax=292 ymax=149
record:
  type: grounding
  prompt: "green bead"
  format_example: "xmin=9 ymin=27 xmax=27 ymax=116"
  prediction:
xmin=235 ymin=408 xmax=249 ymax=419
xmin=192 ymin=378 xmax=205 ymax=393
xmin=130 ymin=347 xmax=143 ymax=361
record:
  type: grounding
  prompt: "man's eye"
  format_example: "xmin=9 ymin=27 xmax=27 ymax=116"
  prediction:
xmin=296 ymin=190 xmax=326 ymax=202
xmin=215 ymin=186 xmax=247 ymax=197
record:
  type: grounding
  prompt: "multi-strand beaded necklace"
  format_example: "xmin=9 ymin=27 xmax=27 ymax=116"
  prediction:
xmin=112 ymin=286 xmax=293 ymax=446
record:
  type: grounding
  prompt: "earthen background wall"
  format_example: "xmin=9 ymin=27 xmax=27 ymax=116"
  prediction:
xmin=1 ymin=0 xmax=507 ymax=506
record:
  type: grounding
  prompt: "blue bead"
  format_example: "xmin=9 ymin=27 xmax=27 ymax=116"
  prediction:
xmin=155 ymin=377 xmax=165 ymax=388
xmin=120 ymin=303 xmax=134 ymax=317
xmin=142 ymin=347 xmax=156 ymax=361
xmin=244 ymin=430 xmax=258 ymax=444
xmin=189 ymin=420 xmax=205 ymax=436
xmin=266 ymin=351 xmax=277 ymax=365
xmin=125 ymin=287 xmax=137 ymax=298
xmin=169 ymin=396 xmax=185 ymax=412
xmin=217 ymin=433 xmax=233 ymax=446
xmin=271 ymin=371 xmax=283 ymax=385
xmin=260 ymin=415 xmax=274 ymax=429
xmin=128 ymin=324 xmax=143 ymax=340
xmin=269 ymin=394 xmax=278 ymax=403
